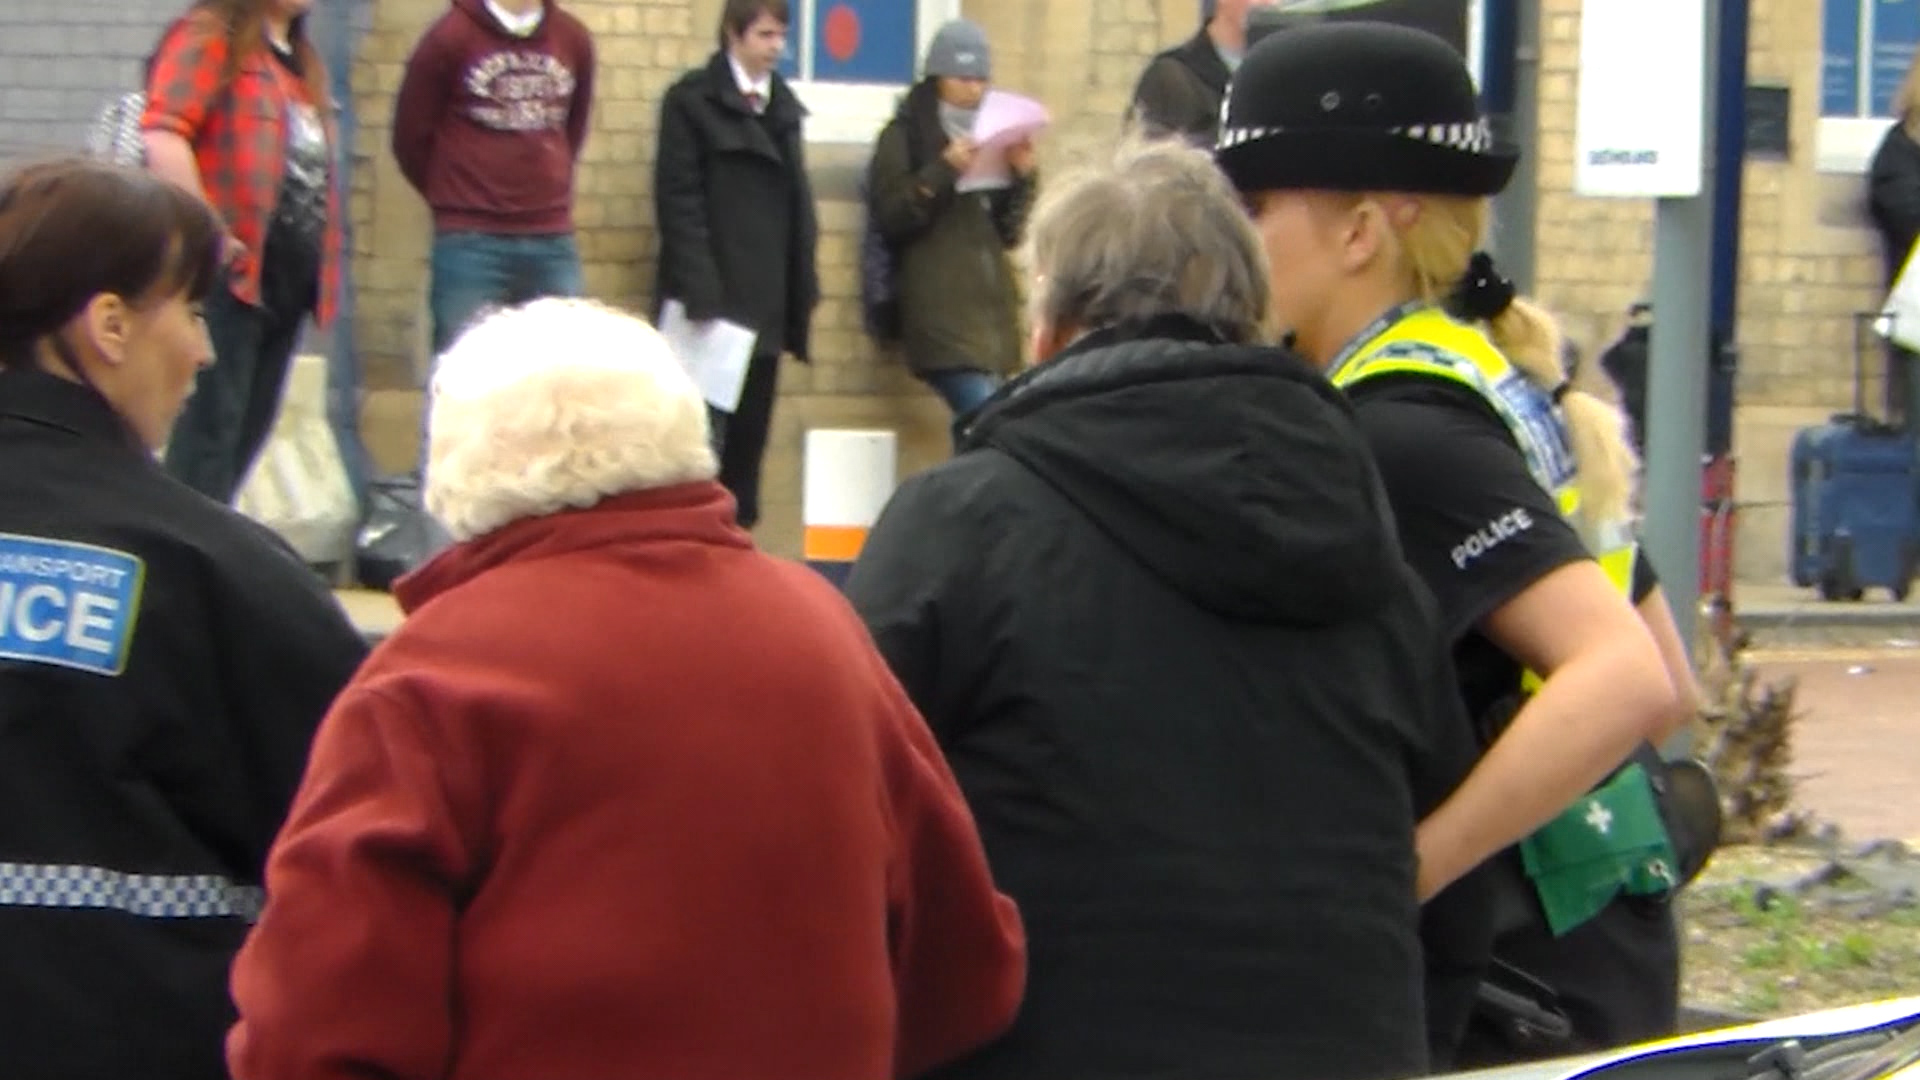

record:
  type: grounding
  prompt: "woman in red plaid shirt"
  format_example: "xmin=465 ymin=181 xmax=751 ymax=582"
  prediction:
xmin=142 ymin=0 xmax=343 ymax=506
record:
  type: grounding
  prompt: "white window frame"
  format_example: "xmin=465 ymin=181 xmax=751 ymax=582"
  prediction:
xmin=788 ymin=0 xmax=961 ymax=145
xmin=1816 ymin=0 xmax=1898 ymax=174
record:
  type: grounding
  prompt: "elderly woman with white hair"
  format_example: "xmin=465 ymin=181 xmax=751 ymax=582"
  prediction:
xmin=845 ymin=137 xmax=1491 ymax=1080
xmin=224 ymin=298 xmax=1026 ymax=1080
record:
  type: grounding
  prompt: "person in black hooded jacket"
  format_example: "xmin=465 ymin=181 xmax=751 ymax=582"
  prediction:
xmin=845 ymin=137 xmax=1491 ymax=1080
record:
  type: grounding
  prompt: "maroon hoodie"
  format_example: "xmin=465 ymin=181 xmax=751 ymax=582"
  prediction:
xmin=391 ymin=0 xmax=594 ymax=233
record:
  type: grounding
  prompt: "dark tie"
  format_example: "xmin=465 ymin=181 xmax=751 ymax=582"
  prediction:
xmin=745 ymin=90 xmax=763 ymax=113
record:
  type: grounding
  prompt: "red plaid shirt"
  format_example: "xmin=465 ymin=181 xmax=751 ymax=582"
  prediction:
xmin=142 ymin=15 xmax=342 ymax=326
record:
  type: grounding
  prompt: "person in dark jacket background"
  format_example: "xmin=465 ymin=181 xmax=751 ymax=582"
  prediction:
xmin=0 ymin=159 xmax=367 ymax=1080
xmin=867 ymin=19 xmax=1036 ymax=422
xmin=653 ymin=0 xmax=820 ymax=529
xmin=1128 ymin=0 xmax=1276 ymax=144
xmin=846 ymin=136 xmax=1490 ymax=1080
xmin=1868 ymin=53 xmax=1920 ymax=424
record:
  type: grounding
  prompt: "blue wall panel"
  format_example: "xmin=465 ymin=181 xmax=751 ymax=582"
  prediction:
xmin=812 ymin=1 xmax=917 ymax=85
xmin=1872 ymin=0 xmax=1920 ymax=116
xmin=1824 ymin=0 xmax=1863 ymax=115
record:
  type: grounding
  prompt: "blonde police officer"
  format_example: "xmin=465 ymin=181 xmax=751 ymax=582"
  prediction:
xmin=0 ymin=160 xmax=367 ymax=1079
xmin=1217 ymin=21 xmax=1702 ymax=1067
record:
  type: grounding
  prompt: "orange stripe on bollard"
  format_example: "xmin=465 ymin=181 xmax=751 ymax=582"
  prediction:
xmin=804 ymin=524 xmax=869 ymax=563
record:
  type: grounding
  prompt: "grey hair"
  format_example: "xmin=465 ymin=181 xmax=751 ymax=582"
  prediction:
xmin=1022 ymin=136 xmax=1272 ymax=344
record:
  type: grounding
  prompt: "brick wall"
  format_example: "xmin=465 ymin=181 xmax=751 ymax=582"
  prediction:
xmin=1531 ymin=0 xmax=1654 ymax=353
xmin=0 ymin=0 xmax=180 ymax=163
xmin=1733 ymin=0 xmax=1886 ymax=411
xmin=1531 ymin=0 xmax=1886 ymax=411
xmin=348 ymin=0 xmax=1199 ymax=556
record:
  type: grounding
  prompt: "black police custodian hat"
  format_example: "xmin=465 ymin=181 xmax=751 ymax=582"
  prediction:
xmin=1215 ymin=21 xmax=1519 ymax=197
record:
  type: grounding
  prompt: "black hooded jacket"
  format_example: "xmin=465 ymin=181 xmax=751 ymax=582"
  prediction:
xmin=846 ymin=319 xmax=1489 ymax=1080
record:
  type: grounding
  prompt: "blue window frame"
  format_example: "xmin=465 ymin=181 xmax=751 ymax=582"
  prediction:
xmin=777 ymin=0 xmax=920 ymax=86
xmin=1823 ymin=0 xmax=1920 ymax=118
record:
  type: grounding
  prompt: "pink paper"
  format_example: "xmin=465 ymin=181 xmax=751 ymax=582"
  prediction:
xmin=958 ymin=90 xmax=1048 ymax=192
xmin=970 ymin=89 xmax=1051 ymax=149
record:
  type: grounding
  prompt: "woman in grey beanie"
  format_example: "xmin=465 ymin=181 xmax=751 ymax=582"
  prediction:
xmin=865 ymin=19 xmax=1039 ymax=430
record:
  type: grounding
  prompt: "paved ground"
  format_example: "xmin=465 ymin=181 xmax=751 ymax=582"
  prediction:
xmin=1747 ymin=646 xmax=1920 ymax=843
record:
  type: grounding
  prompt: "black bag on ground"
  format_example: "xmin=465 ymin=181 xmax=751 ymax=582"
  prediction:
xmin=353 ymin=474 xmax=444 ymax=592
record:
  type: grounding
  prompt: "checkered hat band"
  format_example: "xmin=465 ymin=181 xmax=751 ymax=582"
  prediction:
xmin=0 ymin=862 xmax=264 ymax=922
xmin=1219 ymin=118 xmax=1496 ymax=153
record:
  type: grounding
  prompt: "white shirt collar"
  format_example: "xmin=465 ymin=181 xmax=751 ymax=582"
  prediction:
xmin=727 ymin=54 xmax=773 ymax=109
xmin=485 ymin=0 xmax=543 ymax=37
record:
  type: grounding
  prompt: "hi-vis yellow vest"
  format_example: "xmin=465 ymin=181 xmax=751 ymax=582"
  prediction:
xmin=1332 ymin=308 xmax=1682 ymax=922
xmin=1329 ymin=307 xmax=1640 ymax=687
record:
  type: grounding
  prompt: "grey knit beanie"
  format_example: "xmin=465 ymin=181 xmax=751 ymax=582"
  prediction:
xmin=924 ymin=19 xmax=991 ymax=80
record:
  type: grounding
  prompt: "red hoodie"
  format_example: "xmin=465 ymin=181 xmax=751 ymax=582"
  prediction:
xmin=226 ymin=483 xmax=1026 ymax=1080
xmin=390 ymin=0 xmax=594 ymax=233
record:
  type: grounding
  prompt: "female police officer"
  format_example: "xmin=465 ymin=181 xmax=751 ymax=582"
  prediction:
xmin=0 ymin=159 xmax=367 ymax=1079
xmin=1217 ymin=22 xmax=1700 ymax=1066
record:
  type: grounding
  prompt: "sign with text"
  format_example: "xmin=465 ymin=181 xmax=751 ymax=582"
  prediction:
xmin=0 ymin=534 xmax=144 ymax=677
xmin=1872 ymin=0 xmax=1920 ymax=117
xmin=1824 ymin=0 xmax=1920 ymax=118
xmin=1574 ymin=0 xmax=1707 ymax=198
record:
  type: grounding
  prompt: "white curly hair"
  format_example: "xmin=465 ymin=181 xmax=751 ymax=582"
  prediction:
xmin=424 ymin=297 xmax=718 ymax=543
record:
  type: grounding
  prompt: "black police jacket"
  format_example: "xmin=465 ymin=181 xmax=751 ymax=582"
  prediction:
xmin=0 ymin=367 xmax=367 ymax=1079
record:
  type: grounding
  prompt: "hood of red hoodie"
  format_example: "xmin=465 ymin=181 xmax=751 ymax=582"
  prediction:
xmin=452 ymin=0 xmax=557 ymax=40
xmin=394 ymin=481 xmax=749 ymax=614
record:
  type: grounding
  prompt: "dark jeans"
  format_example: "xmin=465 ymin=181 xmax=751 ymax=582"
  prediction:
xmin=428 ymin=231 xmax=584 ymax=356
xmin=165 ymin=276 xmax=309 ymax=504
xmin=420 ymin=231 xmax=584 ymax=479
xmin=925 ymin=368 xmax=1001 ymax=417
xmin=709 ymin=351 xmax=782 ymax=529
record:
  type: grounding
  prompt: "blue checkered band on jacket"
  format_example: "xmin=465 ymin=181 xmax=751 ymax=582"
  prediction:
xmin=0 ymin=863 xmax=264 ymax=921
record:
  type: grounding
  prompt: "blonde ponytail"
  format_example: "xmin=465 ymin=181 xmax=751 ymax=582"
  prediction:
xmin=1486 ymin=297 xmax=1640 ymax=535
xmin=1397 ymin=195 xmax=1643 ymax=542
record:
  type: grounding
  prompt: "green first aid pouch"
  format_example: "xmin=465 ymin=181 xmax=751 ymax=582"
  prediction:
xmin=1519 ymin=763 xmax=1680 ymax=936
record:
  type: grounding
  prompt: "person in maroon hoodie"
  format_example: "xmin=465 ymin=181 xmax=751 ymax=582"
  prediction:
xmin=225 ymin=296 xmax=1026 ymax=1080
xmin=391 ymin=0 xmax=594 ymax=378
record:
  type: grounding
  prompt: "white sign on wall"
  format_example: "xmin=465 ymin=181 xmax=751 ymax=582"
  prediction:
xmin=1573 ymin=0 xmax=1708 ymax=198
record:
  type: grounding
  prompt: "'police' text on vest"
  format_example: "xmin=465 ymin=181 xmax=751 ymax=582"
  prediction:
xmin=1451 ymin=508 xmax=1536 ymax=570
xmin=0 ymin=534 xmax=144 ymax=677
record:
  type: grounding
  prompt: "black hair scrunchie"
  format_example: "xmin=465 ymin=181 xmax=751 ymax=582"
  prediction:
xmin=1450 ymin=251 xmax=1516 ymax=322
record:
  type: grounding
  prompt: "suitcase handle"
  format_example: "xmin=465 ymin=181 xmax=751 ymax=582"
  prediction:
xmin=1853 ymin=311 xmax=1901 ymax=423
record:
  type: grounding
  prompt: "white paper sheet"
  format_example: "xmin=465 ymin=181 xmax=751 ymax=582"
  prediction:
xmin=658 ymin=300 xmax=757 ymax=413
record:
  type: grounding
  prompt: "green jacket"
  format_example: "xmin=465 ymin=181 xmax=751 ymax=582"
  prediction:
xmin=867 ymin=80 xmax=1034 ymax=378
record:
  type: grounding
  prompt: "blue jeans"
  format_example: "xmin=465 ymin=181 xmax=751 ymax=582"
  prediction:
xmin=926 ymin=368 xmax=1001 ymax=418
xmin=314 ymin=0 xmax=372 ymax=515
xmin=428 ymin=231 xmax=585 ymax=357
xmin=423 ymin=232 xmax=584 ymax=475
xmin=925 ymin=369 xmax=1001 ymax=450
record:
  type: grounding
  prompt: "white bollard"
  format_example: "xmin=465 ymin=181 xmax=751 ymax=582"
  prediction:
xmin=802 ymin=429 xmax=897 ymax=588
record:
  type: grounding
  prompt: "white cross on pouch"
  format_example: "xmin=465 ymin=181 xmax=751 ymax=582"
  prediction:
xmin=1586 ymin=800 xmax=1614 ymax=835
